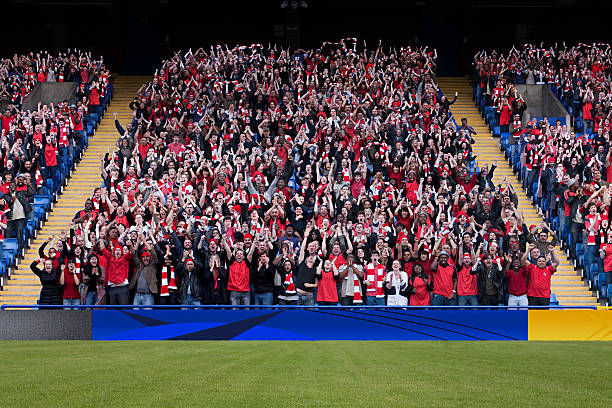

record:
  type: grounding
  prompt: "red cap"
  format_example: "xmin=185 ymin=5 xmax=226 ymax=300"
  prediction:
xmin=224 ymin=134 xmax=232 ymax=140
xmin=209 ymin=238 xmax=218 ymax=245
xmin=457 ymin=211 xmax=469 ymax=219
xmin=244 ymin=233 xmax=253 ymax=241
xmin=141 ymin=251 xmax=151 ymax=258
xmin=232 ymin=205 xmax=242 ymax=213
xmin=184 ymin=257 xmax=194 ymax=264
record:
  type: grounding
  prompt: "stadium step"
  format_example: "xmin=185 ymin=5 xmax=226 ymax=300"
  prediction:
xmin=437 ymin=76 xmax=597 ymax=307
xmin=0 ymin=75 xmax=151 ymax=306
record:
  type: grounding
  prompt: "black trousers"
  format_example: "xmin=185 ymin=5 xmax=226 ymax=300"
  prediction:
xmin=159 ymin=292 xmax=178 ymax=305
xmin=480 ymin=294 xmax=500 ymax=306
xmin=107 ymin=285 xmax=129 ymax=305
xmin=341 ymin=296 xmax=355 ymax=306
xmin=528 ymin=296 xmax=550 ymax=306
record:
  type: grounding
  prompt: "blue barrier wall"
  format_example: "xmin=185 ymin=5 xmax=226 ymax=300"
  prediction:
xmin=92 ymin=309 xmax=528 ymax=341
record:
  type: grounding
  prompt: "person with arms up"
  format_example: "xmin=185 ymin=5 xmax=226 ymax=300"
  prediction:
xmin=522 ymin=243 xmax=560 ymax=306
xmin=296 ymin=222 xmax=319 ymax=306
xmin=430 ymin=250 xmax=457 ymax=306
xmin=223 ymin=236 xmax=251 ymax=305
xmin=30 ymin=258 xmax=62 ymax=305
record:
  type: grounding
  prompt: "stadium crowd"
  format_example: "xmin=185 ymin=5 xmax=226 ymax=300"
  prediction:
xmin=31 ymin=41 xmax=562 ymax=308
xmin=472 ymin=43 xmax=612 ymax=290
xmin=0 ymin=50 xmax=110 ymax=254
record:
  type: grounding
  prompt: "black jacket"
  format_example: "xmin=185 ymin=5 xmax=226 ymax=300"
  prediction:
xmin=30 ymin=261 xmax=62 ymax=305
xmin=176 ymin=260 xmax=206 ymax=303
xmin=475 ymin=263 xmax=504 ymax=303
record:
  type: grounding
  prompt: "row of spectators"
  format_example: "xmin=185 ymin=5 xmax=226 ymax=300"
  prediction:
xmin=0 ymin=50 xmax=110 ymax=253
xmin=32 ymin=41 xmax=560 ymax=308
xmin=472 ymin=42 xmax=612 ymax=290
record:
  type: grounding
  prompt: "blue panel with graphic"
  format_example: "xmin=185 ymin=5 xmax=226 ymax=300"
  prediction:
xmin=92 ymin=309 xmax=528 ymax=341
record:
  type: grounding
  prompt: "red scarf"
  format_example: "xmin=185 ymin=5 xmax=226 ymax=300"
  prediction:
xmin=365 ymin=263 xmax=385 ymax=297
xmin=160 ymin=266 xmax=177 ymax=296
xmin=284 ymin=270 xmax=296 ymax=294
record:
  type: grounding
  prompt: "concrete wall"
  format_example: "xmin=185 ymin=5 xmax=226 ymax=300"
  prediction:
xmin=514 ymin=84 xmax=570 ymax=127
xmin=21 ymin=82 xmax=78 ymax=112
xmin=0 ymin=310 xmax=91 ymax=340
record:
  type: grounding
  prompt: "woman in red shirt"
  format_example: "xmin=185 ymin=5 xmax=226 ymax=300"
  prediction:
xmin=316 ymin=259 xmax=338 ymax=305
xmin=406 ymin=263 xmax=433 ymax=306
xmin=60 ymin=259 xmax=81 ymax=309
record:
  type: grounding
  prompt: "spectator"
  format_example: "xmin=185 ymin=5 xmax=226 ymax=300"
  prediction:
xmin=523 ymin=243 xmax=560 ymax=306
xmin=59 ymin=259 xmax=81 ymax=309
xmin=30 ymin=258 xmax=62 ymax=305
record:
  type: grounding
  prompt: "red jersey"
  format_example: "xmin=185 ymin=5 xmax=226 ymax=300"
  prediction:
xmin=526 ymin=264 xmax=555 ymax=298
xmin=432 ymin=264 xmax=456 ymax=298
xmin=457 ymin=265 xmax=478 ymax=296
xmin=227 ymin=258 xmax=249 ymax=292
xmin=505 ymin=266 xmax=528 ymax=296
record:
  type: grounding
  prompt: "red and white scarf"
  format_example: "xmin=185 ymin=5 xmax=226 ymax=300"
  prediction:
xmin=351 ymin=268 xmax=363 ymax=303
xmin=365 ymin=263 xmax=385 ymax=297
xmin=284 ymin=271 xmax=296 ymax=294
xmin=160 ymin=265 xmax=177 ymax=296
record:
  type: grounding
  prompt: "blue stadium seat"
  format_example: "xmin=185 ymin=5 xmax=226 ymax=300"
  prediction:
xmin=550 ymin=293 xmax=559 ymax=305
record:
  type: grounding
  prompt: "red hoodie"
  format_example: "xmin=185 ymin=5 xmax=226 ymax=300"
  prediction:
xmin=102 ymin=248 xmax=133 ymax=285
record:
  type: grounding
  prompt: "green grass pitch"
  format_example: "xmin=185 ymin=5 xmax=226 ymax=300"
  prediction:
xmin=1 ymin=341 xmax=611 ymax=407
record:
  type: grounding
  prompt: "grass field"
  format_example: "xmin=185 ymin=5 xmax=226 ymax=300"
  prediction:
xmin=1 ymin=341 xmax=611 ymax=407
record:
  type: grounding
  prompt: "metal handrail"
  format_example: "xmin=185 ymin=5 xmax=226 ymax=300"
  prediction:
xmin=0 ymin=304 xmax=600 ymax=310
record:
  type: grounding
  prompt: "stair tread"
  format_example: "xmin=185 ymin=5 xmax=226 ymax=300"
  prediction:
xmin=2 ymin=75 xmax=149 ymax=305
xmin=437 ymin=76 xmax=593 ymax=304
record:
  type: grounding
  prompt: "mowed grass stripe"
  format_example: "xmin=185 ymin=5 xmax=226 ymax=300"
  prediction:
xmin=0 ymin=341 xmax=610 ymax=407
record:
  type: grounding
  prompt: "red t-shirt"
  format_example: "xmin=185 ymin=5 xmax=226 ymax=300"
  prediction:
xmin=505 ymin=266 xmax=528 ymax=296
xmin=432 ymin=264 xmax=456 ymax=298
xmin=227 ymin=259 xmax=249 ymax=292
xmin=409 ymin=275 xmax=431 ymax=306
xmin=62 ymin=269 xmax=81 ymax=299
xmin=457 ymin=265 xmax=478 ymax=296
xmin=44 ymin=144 xmax=58 ymax=166
xmin=526 ymin=264 xmax=555 ymax=298
xmin=316 ymin=270 xmax=338 ymax=302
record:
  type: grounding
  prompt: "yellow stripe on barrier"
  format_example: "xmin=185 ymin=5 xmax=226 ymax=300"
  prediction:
xmin=528 ymin=310 xmax=612 ymax=341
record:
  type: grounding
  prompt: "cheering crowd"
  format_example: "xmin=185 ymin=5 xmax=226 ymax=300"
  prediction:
xmin=472 ymin=43 xmax=612 ymax=288
xmin=0 ymin=50 xmax=110 ymax=253
xmin=30 ymin=41 xmax=562 ymax=308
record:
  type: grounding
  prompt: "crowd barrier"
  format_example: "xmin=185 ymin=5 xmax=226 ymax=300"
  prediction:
xmin=1 ymin=305 xmax=610 ymax=341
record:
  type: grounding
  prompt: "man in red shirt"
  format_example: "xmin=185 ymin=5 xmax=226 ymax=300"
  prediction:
xmin=457 ymin=252 xmax=479 ymax=306
xmin=430 ymin=250 xmax=458 ymax=305
xmin=522 ymin=243 xmax=560 ymax=306
xmin=223 ymin=237 xmax=251 ymax=305
xmin=504 ymin=253 xmax=529 ymax=307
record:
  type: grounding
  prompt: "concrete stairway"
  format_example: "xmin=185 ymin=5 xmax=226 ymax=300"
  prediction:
xmin=437 ymin=77 xmax=597 ymax=306
xmin=0 ymin=76 xmax=150 ymax=305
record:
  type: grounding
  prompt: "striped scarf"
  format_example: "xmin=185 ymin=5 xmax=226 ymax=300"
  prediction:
xmin=284 ymin=270 xmax=296 ymax=294
xmin=365 ymin=263 xmax=385 ymax=297
xmin=160 ymin=266 xmax=177 ymax=296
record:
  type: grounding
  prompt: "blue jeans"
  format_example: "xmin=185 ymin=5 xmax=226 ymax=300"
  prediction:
xmin=6 ymin=218 xmax=26 ymax=253
xmin=431 ymin=293 xmax=458 ymax=306
xmin=230 ymin=291 xmax=251 ymax=305
xmin=366 ymin=296 xmax=385 ymax=306
xmin=63 ymin=298 xmax=81 ymax=310
xmin=183 ymin=294 xmax=201 ymax=306
xmin=457 ymin=295 xmax=479 ymax=306
xmin=297 ymin=293 xmax=315 ymax=306
xmin=133 ymin=293 xmax=155 ymax=307
xmin=254 ymin=292 xmax=273 ymax=305
xmin=85 ymin=291 xmax=98 ymax=305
